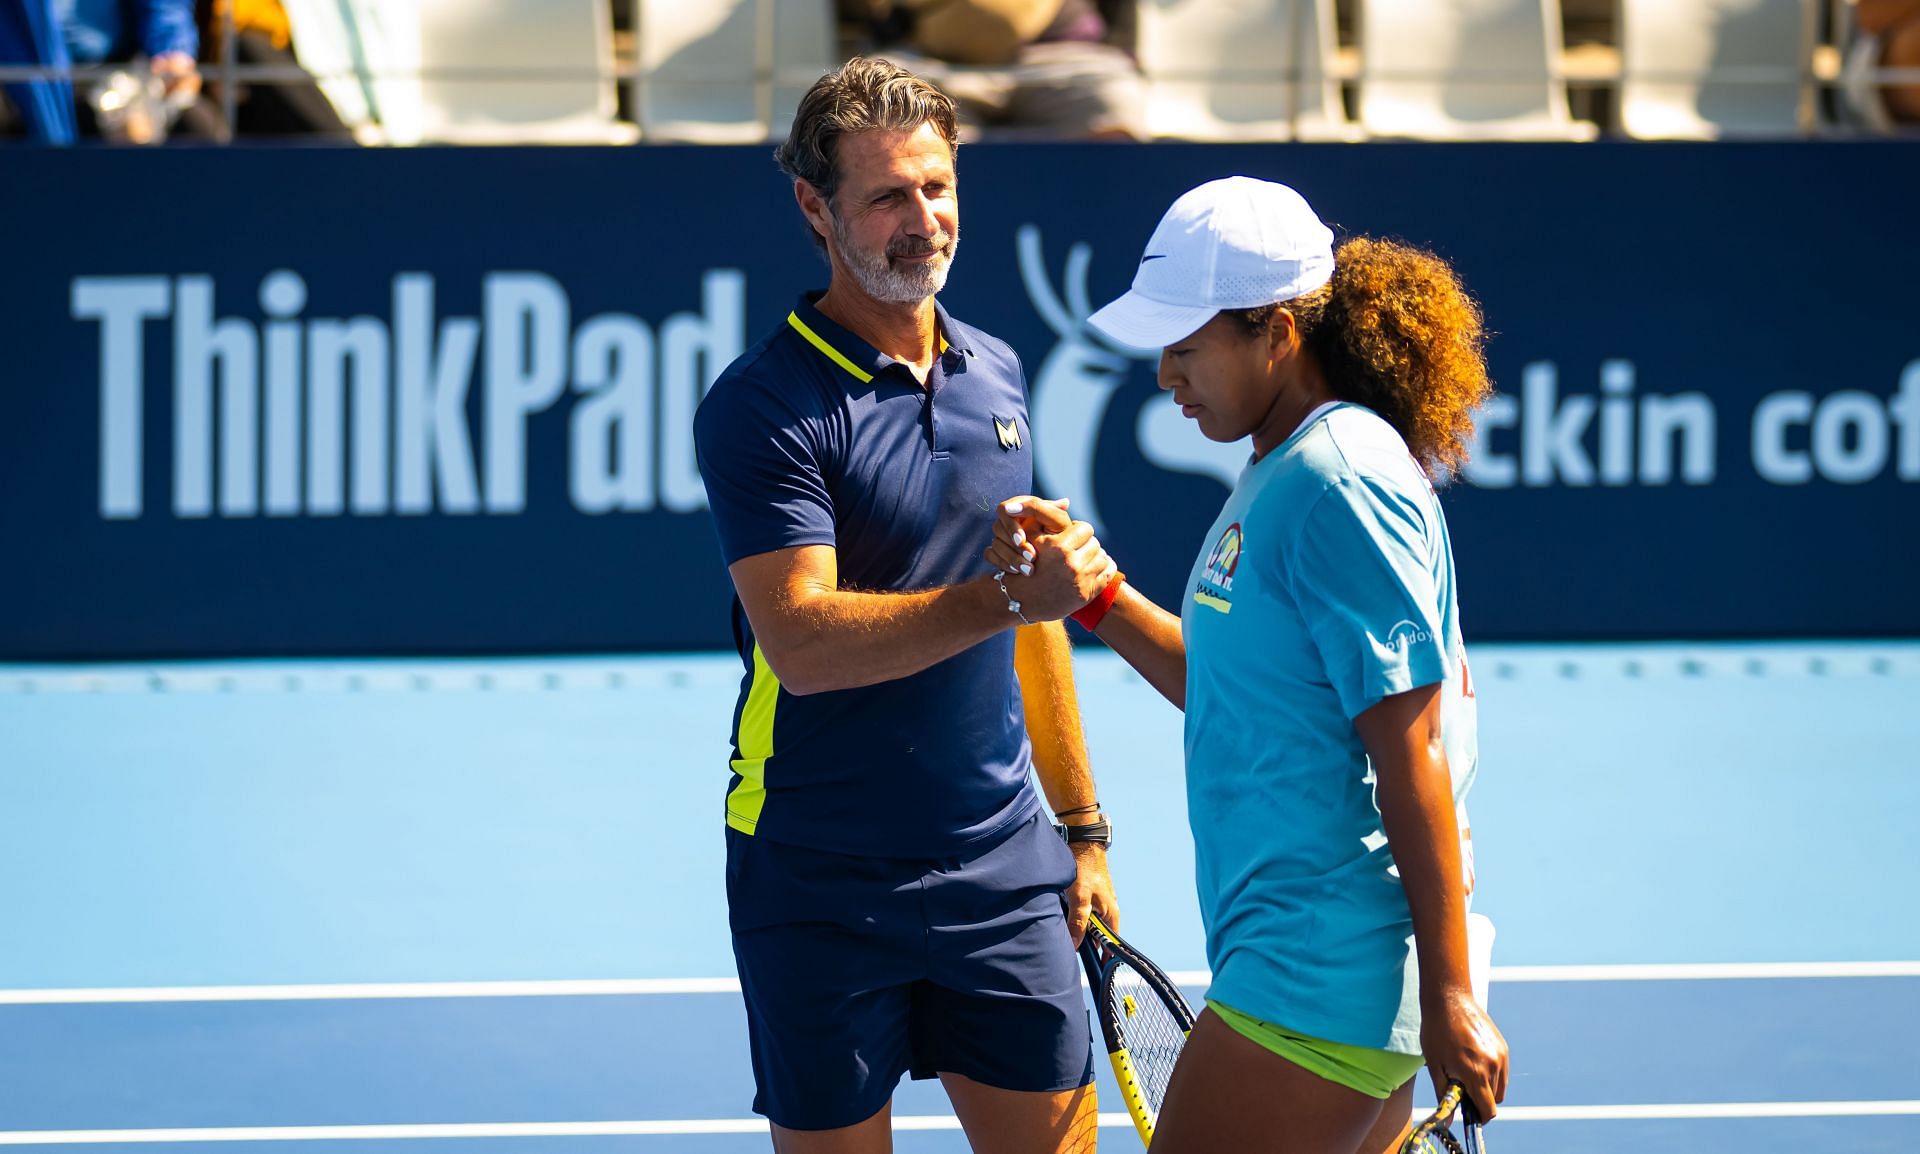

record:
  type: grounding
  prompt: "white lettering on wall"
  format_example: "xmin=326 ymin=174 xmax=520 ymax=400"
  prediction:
xmin=1469 ymin=360 xmax=1719 ymax=488
xmin=72 ymin=277 xmax=169 ymax=519
xmin=1752 ymin=365 xmax=1920 ymax=486
xmin=73 ymin=269 xmax=746 ymax=519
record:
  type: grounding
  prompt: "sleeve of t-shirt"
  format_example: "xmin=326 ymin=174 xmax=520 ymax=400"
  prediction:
xmin=693 ymin=372 xmax=838 ymax=566
xmin=1289 ymin=477 xmax=1450 ymax=720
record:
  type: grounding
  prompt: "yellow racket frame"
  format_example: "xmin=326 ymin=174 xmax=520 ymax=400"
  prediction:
xmin=1082 ymin=913 xmax=1194 ymax=1147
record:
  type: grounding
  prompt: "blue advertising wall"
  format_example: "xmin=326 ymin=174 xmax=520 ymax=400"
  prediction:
xmin=2 ymin=142 xmax=1916 ymax=659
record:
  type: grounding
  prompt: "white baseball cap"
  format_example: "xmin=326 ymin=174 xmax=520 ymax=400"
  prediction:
xmin=1088 ymin=176 xmax=1335 ymax=350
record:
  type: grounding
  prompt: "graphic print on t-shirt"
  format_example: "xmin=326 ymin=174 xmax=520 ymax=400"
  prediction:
xmin=1194 ymin=522 xmax=1242 ymax=614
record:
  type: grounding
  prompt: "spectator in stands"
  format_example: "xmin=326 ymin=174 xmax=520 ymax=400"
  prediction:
xmin=842 ymin=0 xmax=1146 ymax=139
xmin=197 ymin=0 xmax=351 ymax=138
xmin=0 ymin=0 xmax=226 ymax=143
xmin=1844 ymin=0 xmax=1920 ymax=127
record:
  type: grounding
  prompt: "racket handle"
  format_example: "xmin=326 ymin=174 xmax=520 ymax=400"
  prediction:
xmin=1460 ymin=1092 xmax=1486 ymax=1154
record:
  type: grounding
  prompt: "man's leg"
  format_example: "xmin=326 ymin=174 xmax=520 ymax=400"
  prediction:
xmin=915 ymin=814 xmax=1098 ymax=1153
xmin=727 ymin=829 xmax=922 ymax=1150
xmin=771 ymin=1101 xmax=894 ymax=1154
xmin=941 ymin=1072 xmax=1097 ymax=1154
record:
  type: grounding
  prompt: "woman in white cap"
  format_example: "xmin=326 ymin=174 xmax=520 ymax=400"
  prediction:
xmin=988 ymin=177 xmax=1507 ymax=1152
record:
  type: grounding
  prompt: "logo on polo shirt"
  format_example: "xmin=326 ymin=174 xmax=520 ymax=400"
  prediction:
xmin=994 ymin=416 xmax=1022 ymax=451
xmin=1194 ymin=522 xmax=1241 ymax=614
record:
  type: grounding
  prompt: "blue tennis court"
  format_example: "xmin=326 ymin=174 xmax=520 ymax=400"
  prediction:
xmin=3 ymin=644 xmax=1918 ymax=1151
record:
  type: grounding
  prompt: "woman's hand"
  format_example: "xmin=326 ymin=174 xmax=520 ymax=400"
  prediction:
xmin=984 ymin=497 xmax=1116 ymax=621
xmin=1420 ymin=986 xmax=1508 ymax=1121
xmin=983 ymin=495 xmax=1070 ymax=575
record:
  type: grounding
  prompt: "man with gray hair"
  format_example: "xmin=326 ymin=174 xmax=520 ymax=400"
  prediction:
xmin=693 ymin=57 xmax=1120 ymax=1153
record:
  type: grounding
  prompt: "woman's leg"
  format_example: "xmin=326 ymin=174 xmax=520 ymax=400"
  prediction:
xmin=1149 ymin=1009 xmax=1393 ymax=1154
xmin=1358 ymin=1078 xmax=1418 ymax=1154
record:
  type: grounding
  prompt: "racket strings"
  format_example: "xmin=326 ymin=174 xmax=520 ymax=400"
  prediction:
xmin=1107 ymin=963 xmax=1189 ymax=1112
xmin=1401 ymin=1084 xmax=1480 ymax=1154
xmin=1405 ymin=1130 xmax=1469 ymax=1154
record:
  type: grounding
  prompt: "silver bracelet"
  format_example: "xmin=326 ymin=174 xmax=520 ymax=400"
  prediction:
xmin=993 ymin=570 xmax=1035 ymax=625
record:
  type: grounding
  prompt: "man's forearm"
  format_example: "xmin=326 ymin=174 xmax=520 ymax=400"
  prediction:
xmin=1016 ymin=621 xmax=1097 ymax=811
xmin=762 ymin=574 xmax=1016 ymax=694
xmin=1016 ymin=620 xmax=1117 ymax=939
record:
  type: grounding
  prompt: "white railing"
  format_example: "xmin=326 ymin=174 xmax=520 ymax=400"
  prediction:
xmin=1 ymin=0 xmax=1916 ymax=143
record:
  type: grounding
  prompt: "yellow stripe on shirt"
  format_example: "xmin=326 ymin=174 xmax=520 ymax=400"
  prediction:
xmin=786 ymin=312 xmax=874 ymax=384
xmin=726 ymin=642 xmax=781 ymax=834
xmin=786 ymin=310 xmax=948 ymax=381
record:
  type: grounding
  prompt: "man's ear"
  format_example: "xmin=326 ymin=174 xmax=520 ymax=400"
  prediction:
xmin=794 ymin=179 xmax=832 ymax=245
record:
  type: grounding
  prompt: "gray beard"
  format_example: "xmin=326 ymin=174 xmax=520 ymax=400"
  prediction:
xmin=831 ymin=211 xmax=959 ymax=303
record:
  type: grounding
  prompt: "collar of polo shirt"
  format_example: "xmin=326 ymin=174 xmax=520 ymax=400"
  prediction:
xmin=787 ymin=293 xmax=975 ymax=384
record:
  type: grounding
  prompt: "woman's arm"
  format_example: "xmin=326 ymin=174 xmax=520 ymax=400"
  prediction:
xmin=1358 ymin=682 xmax=1508 ymax=1119
xmin=1090 ymin=581 xmax=1187 ymax=710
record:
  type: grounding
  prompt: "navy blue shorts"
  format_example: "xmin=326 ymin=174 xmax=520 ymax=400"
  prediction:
xmin=726 ymin=811 xmax=1094 ymax=1131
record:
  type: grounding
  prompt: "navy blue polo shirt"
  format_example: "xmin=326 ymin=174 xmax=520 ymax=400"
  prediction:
xmin=693 ymin=293 xmax=1041 ymax=859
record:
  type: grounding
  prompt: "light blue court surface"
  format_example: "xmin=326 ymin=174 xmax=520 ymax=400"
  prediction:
xmin=2 ymin=644 xmax=1918 ymax=1151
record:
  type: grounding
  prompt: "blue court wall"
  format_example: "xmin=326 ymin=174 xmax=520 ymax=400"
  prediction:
xmin=1 ymin=141 xmax=1915 ymax=659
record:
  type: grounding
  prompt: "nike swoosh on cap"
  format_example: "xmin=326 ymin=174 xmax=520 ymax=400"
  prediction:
xmin=1139 ymin=254 xmax=1168 ymax=262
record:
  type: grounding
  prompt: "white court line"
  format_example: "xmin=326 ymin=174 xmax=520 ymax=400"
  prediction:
xmin=0 ymin=979 xmax=744 ymax=1005
xmin=6 ymin=962 xmax=1917 ymax=1005
xmin=3 ymin=1103 xmax=1918 ymax=1144
xmin=1499 ymin=1100 xmax=1920 ymax=1121
xmin=1486 ymin=961 xmax=1920 ymax=982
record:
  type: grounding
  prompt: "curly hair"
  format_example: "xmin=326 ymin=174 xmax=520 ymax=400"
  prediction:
xmin=1232 ymin=237 xmax=1491 ymax=480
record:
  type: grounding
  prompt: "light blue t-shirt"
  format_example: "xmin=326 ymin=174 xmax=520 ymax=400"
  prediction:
xmin=1183 ymin=402 xmax=1478 ymax=1056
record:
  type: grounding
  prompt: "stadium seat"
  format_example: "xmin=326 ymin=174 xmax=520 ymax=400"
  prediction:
xmin=1618 ymin=0 xmax=1814 ymax=139
xmin=1135 ymin=0 xmax=1356 ymax=141
xmin=1357 ymin=0 xmax=1598 ymax=140
xmin=637 ymin=0 xmax=835 ymax=143
xmin=415 ymin=0 xmax=636 ymax=144
xmin=279 ymin=0 xmax=417 ymax=144
xmin=282 ymin=0 xmax=636 ymax=145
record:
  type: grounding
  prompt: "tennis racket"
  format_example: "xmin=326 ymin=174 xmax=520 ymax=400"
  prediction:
xmin=1078 ymin=911 xmax=1197 ymax=1147
xmin=1399 ymin=1081 xmax=1487 ymax=1154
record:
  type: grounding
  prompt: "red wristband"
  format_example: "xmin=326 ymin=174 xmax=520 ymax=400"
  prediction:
xmin=1069 ymin=572 xmax=1125 ymax=631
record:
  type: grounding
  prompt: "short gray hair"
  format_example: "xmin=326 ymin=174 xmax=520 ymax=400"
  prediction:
xmin=775 ymin=57 xmax=960 ymax=209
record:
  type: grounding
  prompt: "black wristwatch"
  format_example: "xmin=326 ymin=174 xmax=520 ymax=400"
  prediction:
xmin=1056 ymin=815 xmax=1113 ymax=848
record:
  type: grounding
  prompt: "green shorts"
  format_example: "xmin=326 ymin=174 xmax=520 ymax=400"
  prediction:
xmin=1207 ymin=1000 xmax=1424 ymax=1100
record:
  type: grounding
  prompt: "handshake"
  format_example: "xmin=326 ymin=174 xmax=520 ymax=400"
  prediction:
xmin=985 ymin=496 xmax=1123 ymax=626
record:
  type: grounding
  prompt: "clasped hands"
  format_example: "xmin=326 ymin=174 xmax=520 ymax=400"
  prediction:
xmin=984 ymin=496 xmax=1117 ymax=622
